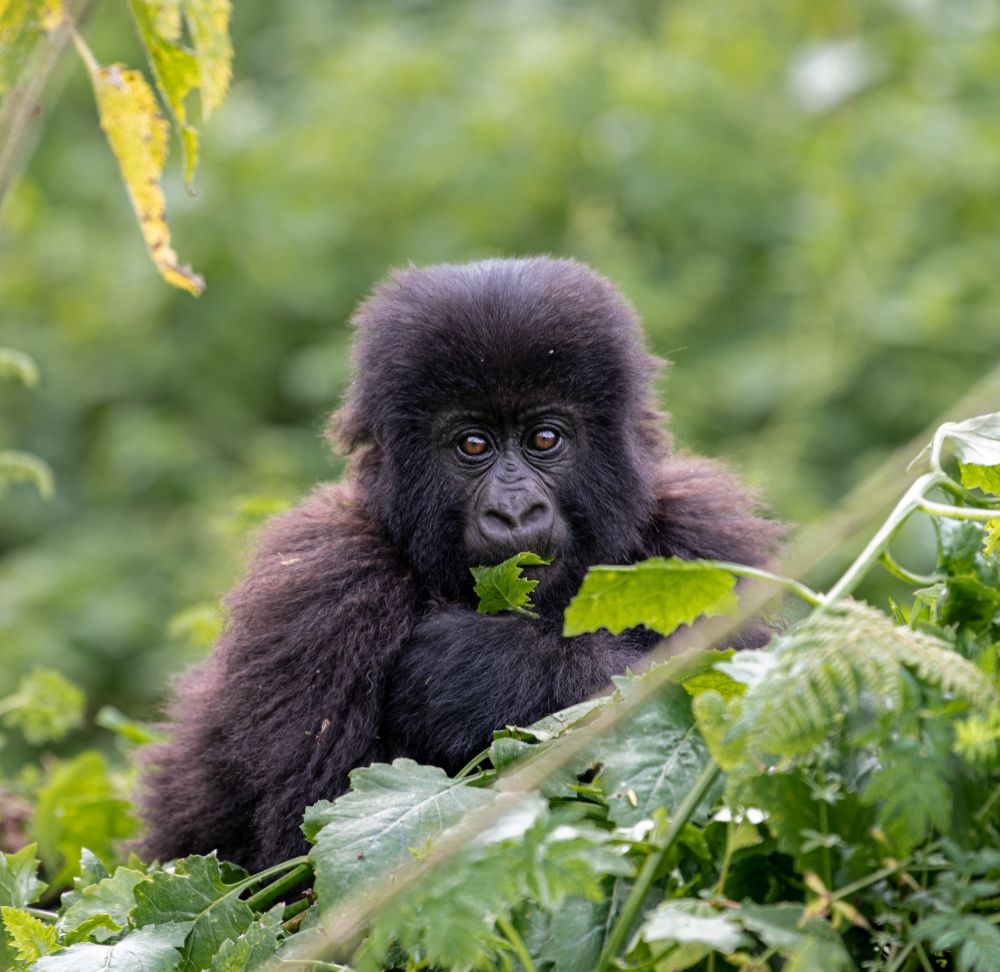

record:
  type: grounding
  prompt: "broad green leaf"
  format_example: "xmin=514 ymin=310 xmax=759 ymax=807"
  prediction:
xmin=0 ymin=348 xmax=39 ymax=387
xmin=74 ymin=36 xmax=205 ymax=295
xmin=912 ymin=914 xmax=1000 ymax=972
xmin=0 ymin=845 xmax=46 ymax=909
xmin=563 ymin=557 xmax=738 ymax=637
xmin=961 ymin=462 xmax=1000 ymax=497
xmin=64 ymin=913 xmax=123 ymax=946
xmin=638 ymin=899 xmax=751 ymax=958
xmin=0 ymin=669 xmax=84 ymax=745
xmin=536 ymin=897 xmax=610 ymax=972
xmin=35 ymin=752 xmax=137 ymax=886
xmin=306 ymin=758 xmax=495 ymax=915
xmin=132 ymin=855 xmax=252 ymax=972
xmin=0 ymin=907 xmax=58 ymax=962
xmin=31 ymin=921 xmax=194 ymax=972
xmin=0 ymin=450 xmax=55 ymax=499
xmin=596 ymin=679 xmax=720 ymax=827
xmin=57 ymin=867 xmax=148 ymax=942
xmin=207 ymin=907 xmax=283 ymax=972
xmin=95 ymin=706 xmax=166 ymax=746
xmin=505 ymin=697 xmax=606 ymax=742
xmin=471 ymin=552 xmax=553 ymax=618
xmin=183 ymin=0 xmax=232 ymax=117
xmin=57 ymin=849 xmax=109 ymax=915
xmin=129 ymin=0 xmax=201 ymax=185
xmin=733 ymin=903 xmax=852 ymax=970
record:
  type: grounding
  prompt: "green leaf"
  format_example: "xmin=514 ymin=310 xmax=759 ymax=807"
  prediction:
xmin=0 ymin=0 xmax=55 ymax=95
xmin=960 ymin=462 xmax=1000 ymax=497
xmin=132 ymin=855 xmax=253 ymax=972
xmin=207 ymin=906 xmax=283 ymax=972
xmin=35 ymin=752 xmax=137 ymax=886
xmin=0 ymin=907 xmax=59 ymax=962
xmin=0 ymin=845 xmax=46 ymax=909
xmin=860 ymin=737 xmax=952 ymax=854
xmin=733 ymin=903 xmax=852 ymax=970
xmin=536 ymin=897 xmax=609 ymax=972
xmin=596 ymin=679 xmax=720 ymax=827
xmin=0 ymin=669 xmax=85 ymax=745
xmin=57 ymin=849 xmax=109 ymax=915
xmin=471 ymin=552 xmax=553 ymax=618
xmin=182 ymin=0 xmax=232 ymax=117
xmin=912 ymin=412 xmax=1000 ymax=472
xmin=57 ymin=867 xmax=148 ymax=942
xmin=912 ymin=913 xmax=1000 ymax=972
xmin=306 ymin=758 xmax=495 ymax=916
xmin=563 ymin=557 xmax=738 ymax=637
xmin=31 ymin=921 xmax=194 ymax=972
xmin=95 ymin=706 xmax=166 ymax=746
xmin=64 ymin=913 xmax=124 ymax=946
xmin=129 ymin=0 xmax=202 ymax=185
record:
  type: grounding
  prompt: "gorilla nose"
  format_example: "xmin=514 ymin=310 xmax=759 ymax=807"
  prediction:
xmin=479 ymin=490 xmax=555 ymax=545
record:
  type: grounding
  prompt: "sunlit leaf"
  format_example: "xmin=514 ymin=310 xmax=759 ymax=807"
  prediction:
xmin=129 ymin=0 xmax=201 ymax=185
xmin=57 ymin=866 xmax=148 ymax=941
xmin=961 ymin=462 xmax=1000 ymax=498
xmin=563 ymin=557 xmax=738 ymax=637
xmin=0 ymin=0 xmax=60 ymax=94
xmin=73 ymin=35 xmax=204 ymax=295
xmin=32 ymin=921 xmax=193 ymax=972
xmin=0 ymin=906 xmax=59 ymax=962
xmin=183 ymin=0 xmax=232 ymax=117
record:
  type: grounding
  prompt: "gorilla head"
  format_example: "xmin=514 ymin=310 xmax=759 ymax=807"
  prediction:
xmin=335 ymin=257 xmax=665 ymax=611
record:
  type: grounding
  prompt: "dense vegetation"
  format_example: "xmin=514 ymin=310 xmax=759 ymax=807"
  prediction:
xmin=2 ymin=416 xmax=1000 ymax=970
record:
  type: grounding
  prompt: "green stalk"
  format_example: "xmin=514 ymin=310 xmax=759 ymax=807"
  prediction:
xmin=879 ymin=551 xmax=937 ymax=587
xmin=704 ymin=561 xmax=823 ymax=606
xmin=245 ymin=861 xmax=313 ymax=913
xmin=454 ymin=747 xmax=492 ymax=780
xmin=498 ymin=915 xmax=538 ymax=972
xmin=592 ymin=758 xmax=721 ymax=972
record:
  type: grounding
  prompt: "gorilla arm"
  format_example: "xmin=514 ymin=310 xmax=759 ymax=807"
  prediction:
xmin=138 ymin=483 xmax=423 ymax=872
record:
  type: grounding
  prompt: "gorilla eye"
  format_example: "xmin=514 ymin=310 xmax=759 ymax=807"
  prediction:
xmin=531 ymin=429 xmax=560 ymax=452
xmin=458 ymin=434 xmax=491 ymax=457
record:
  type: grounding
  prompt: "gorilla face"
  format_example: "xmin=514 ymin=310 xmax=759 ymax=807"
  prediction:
xmin=434 ymin=407 xmax=577 ymax=578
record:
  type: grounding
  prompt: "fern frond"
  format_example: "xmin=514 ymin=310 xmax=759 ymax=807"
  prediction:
xmin=731 ymin=601 xmax=999 ymax=757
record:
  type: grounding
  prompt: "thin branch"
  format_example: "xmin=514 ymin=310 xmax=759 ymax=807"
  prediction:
xmin=879 ymin=551 xmax=938 ymax=587
xmin=705 ymin=561 xmax=824 ymax=606
xmin=918 ymin=500 xmax=1000 ymax=522
xmin=498 ymin=915 xmax=538 ymax=972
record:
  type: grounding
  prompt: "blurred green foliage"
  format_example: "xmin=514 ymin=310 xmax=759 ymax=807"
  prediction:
xmin=1 ymin=0 xmax=1000 ymax=760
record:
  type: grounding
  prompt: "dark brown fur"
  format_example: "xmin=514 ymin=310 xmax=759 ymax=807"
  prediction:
xmin=139 ymin=258 xmax=783 ymax=871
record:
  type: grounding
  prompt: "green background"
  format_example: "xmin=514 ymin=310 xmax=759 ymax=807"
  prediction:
xmin=2 ymin=0 xmax=1000 ymax=764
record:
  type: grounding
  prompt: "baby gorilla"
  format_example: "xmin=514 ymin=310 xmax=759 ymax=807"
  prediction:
xmin=139 ymin=257 xmax=782 ymax=871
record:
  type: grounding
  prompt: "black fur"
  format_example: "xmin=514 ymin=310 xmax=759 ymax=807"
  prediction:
xmin=139 ymin=257 xmax=783 ymax=871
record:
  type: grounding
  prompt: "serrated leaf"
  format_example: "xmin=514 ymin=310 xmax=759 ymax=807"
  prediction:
xmin=207 ymin=906 xmax=283 ymax=972
xmin=64 ymin=913 xmax=123 ymax=946
xmin=471 ymin=552 xmax=553 ymax=618
xmin=183 ymin=0 xmax=231 ymax=117
xmin=0 ymin=845 xmax=46 ymax=909
xmin=0 ymin=907 xmax=59 ymax=962
xmin=129 ymin=0 xmax=201 ymax=185
xmin=58 ymin=849 xmax=109 ymax=915
xmin=73 ymin=36 xmax=204 ymax=295
xmin=960 ymin=462 xmax=1000 ymax=498
xmin=57 ymin=867 xmax=148 ymax=941
xmin=0 ymin=450 xmax=55 ymax=499
xmin=733 ymin=902 xmax=849 ymax=964
xmin=563 ymin=557 xmax=738 ymax=637
xmin=537 ymin=896 xmax=609 ymax=972
xmin=913 ymin=913 xmax=1000 ymax=972
xmin=31 ymin=921 xmax=194 ymax=972
xmin=0 ymin=348 xmax=39 ymax=387
xmin=596 ymin=680 xmax=720 ymax=827
xmin=306 ymin=759 xmax=495 ymax=916
xmin=35 ymin=751 xmax=137 ymax=886
xmin=132 ymin=855 xmax=253 ymax=972
xmin=0 ymin=669 xmax=84 ymax=745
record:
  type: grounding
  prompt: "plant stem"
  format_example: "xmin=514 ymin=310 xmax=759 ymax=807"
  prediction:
xmin=974 ymin=779 xmax=1000 ymax=821
xmin=824 ymin=473 xmax=943 ymax=604
xmin=281 ymin=896 xmax=312 ymax=922
xmin=592 ymin=758 xmax=721 ymax=972
xmin=918 ymin=499 xmax=1000 ymax=521
xmin=498 ymin=915 xmax=538 ymax=972
xmin=455 ymin=747 xmax=492 ymax=779
xmin=23 ymin=908 xmax=57 ymax=922
xmin=705 ymin=561 xmax=823 ymax=606
xmin=914 ymin=942 xmax=936 ymax=972
xmin=879 ymin=552 xmax=938 ymax=587
xmin=886 ymin=942 xmax=915 ymax=972
xmin=245 ymin=862 xmax=313 ymax=913
xmin=280 ymin=962 xmax=352 ymax=971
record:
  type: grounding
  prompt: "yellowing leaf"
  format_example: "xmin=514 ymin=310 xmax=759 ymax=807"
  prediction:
xmin=184 ymin=0 xmax=231 ymax=117
xmin=960 ymin=462 xmax=1000 ymax=497
xmin=73 ymin=35 xmax=204 ymax=295
xmin=129 ymin=0 xmax=201 ymax=185
xmin=0 ymin=907 xmax=59 ymax=962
